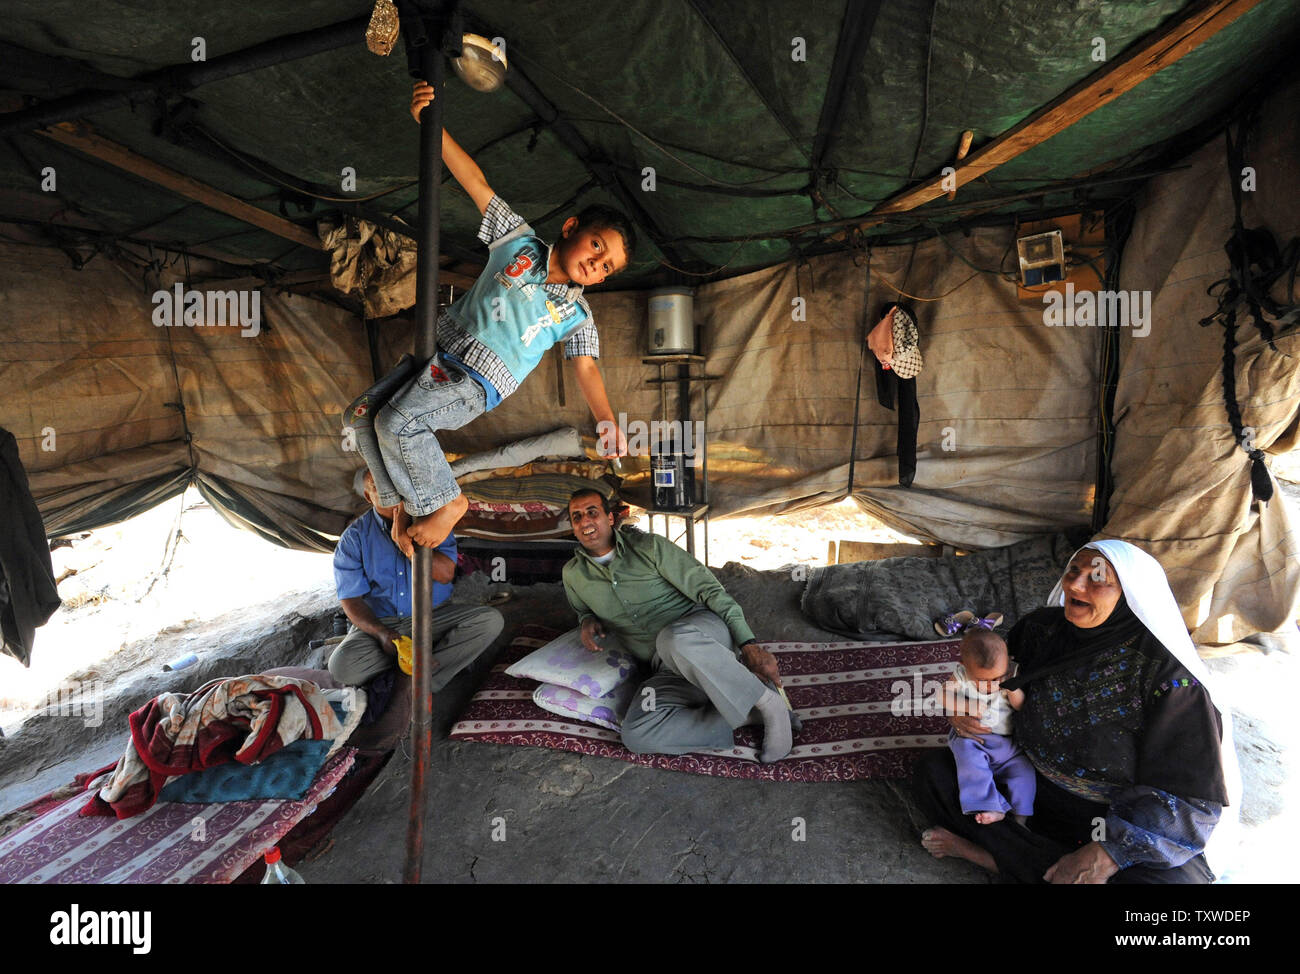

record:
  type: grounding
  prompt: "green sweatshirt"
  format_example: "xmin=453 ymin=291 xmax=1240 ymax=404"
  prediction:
xmin=561 ymin=527 xmax=756 ymax=663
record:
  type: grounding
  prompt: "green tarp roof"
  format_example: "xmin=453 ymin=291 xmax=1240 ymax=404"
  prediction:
xmin=2 ymin=0 xmax=1299 ymax=289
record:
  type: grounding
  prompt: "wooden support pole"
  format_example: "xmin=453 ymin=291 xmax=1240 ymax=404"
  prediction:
xmin=38 ymin=120 xmax=482 ymax=288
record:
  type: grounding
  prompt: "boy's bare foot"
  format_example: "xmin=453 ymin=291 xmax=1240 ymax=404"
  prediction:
xmin=974 ymin=810 xmax=1006 ymax=825
xmin=391 ymin=506 xmax=414 ymax=559
xmin=408 ymin=494 xmax=468 ymax=548
xmin=921 ymin=827 xmax=998 ymax=873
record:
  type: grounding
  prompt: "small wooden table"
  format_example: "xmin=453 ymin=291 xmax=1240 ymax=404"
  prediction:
xmin=645 ymin=503 xmax=711 ymax=564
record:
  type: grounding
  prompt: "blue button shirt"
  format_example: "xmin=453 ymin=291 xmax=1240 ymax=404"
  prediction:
xmin=333 ymin=509 xmax=456 ymax=618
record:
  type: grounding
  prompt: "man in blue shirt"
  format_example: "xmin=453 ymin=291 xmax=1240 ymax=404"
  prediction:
xmin=329 ymin=469 xmax=503 ymax=689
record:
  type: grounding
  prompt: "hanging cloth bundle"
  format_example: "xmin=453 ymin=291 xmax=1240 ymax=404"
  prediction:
xmin=1199 ymin=118 xmax=1300 ymax=503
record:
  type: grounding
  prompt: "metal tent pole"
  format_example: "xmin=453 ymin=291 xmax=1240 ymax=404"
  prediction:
xmin=0 ymin=18 xmax=370 ymax=138
xmin=404 ymin=10 xmax=445 ymax=886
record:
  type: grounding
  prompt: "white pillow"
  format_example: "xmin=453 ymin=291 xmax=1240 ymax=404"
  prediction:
xmin=533 ymin=681 xmax=636 ymax=732
xmin=506 ymin=631 xmax=640 ymax=699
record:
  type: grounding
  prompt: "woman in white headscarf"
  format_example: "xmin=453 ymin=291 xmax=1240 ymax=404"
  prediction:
xmin=913 ymin=540 xmax=1238 ymax=883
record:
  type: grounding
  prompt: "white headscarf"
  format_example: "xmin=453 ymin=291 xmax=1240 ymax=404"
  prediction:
xmin=1048 ymin=539 xmax=1242 ymax=875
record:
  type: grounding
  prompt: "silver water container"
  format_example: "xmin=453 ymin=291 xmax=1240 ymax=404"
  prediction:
xmin=647 ymin=286 xmax=695 ymax=354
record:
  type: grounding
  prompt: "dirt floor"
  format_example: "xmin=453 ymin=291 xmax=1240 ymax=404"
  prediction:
xmin=1 ymin=488 xmax=1296 ymax=883
xmin=291 ymin=572 xmax=983 ymax=884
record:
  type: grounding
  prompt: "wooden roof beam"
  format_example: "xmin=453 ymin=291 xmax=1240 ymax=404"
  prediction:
xmin=40 ymin=120 xmax=322 ymax=250
xmin=36 ymin=121 xmax=480 ymax=288
xmin=868 ymin=0 xmax=1264 ymax=219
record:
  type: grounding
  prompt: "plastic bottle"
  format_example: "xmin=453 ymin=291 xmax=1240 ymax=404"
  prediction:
xmin=260 ymin=847 xmax=305 ymax=884
xmin=163 ymin=652 xmax=199 ymax=672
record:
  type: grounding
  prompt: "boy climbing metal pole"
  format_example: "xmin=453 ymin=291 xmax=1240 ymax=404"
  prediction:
xmin=343 ymin=83 xmax=634 ymax=556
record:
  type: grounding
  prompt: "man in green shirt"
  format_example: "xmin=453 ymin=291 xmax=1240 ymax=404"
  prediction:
xmin=562 ymin=489 xmax=793 ymax=762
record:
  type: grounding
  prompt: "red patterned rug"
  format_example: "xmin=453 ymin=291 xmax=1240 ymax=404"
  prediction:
xmin=450 ymin=625 xmax=961 ymax=782
xmin=0 ymin=749 xmax=355 ymax=883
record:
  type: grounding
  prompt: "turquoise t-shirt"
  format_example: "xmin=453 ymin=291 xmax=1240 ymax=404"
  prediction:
xmin=443 ymin=230 xmax=590 ymax=398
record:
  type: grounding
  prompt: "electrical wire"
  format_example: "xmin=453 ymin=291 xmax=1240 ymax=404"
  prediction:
xmin=876 ymin=269 xmax=980 ymax=302
xmin=607 ymin=160 xmax=807 ymax=198
xmin=509 ymin=46 xmax=802 ymax=189
xmin=553 ymin=116 xmax=808 ymax=178
xmin=908 ymin=0 xmax=939 ymax=183
xmin=196 ymin=126 xmax=413 ymax=204
xmin=652 ymin=229 xmax=770 ymax=277
xmin=919 ymin=222 xmax=1017 ymax=279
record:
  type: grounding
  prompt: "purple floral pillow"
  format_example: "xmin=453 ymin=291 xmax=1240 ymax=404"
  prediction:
xmin=532 ymin=680 xmax=637 ymax=732
xmin=505 ymin=629 xmax=641 ymax=698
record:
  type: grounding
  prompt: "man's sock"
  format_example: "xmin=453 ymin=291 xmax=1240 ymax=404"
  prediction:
xmin=761 ymin=678 xmax=802 ymax=733
xmin=755 ymin=688 xmax=792 ymax=763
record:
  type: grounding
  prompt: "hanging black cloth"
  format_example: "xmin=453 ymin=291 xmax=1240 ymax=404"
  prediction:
xmin=0 ymin=427 xmax=62 ymax=666
xmin=872 ymin=302 xmax=920 ymax=488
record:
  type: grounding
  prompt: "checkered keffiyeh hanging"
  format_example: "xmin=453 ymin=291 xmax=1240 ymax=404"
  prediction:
xmin=890 ymin=305 xmax=924 ymax=379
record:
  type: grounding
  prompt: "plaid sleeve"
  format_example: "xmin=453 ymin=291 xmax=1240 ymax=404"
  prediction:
xmin=477 ymin=195 xmax=528 ymax=246
xmin=563 ymin=322 xmax=600 ymax=359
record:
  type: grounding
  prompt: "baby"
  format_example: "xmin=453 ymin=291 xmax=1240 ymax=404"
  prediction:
xmin=942 ymin=629 xmax=1036 ymax=825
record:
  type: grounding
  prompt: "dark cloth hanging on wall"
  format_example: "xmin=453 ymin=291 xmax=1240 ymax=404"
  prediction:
xmin=873 ymin=362 xmax=919 ymax=487
xmin=0 ymin=428 xmax=61 ymax=666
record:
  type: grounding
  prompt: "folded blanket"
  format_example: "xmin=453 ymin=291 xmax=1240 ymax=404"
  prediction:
xmin=456 ymin=459 xmax=609 ymax=487
xmin=449 ymin=426 xmax=583 ymax=478
xmin=800 ymin=530 xmax=1088 ymax=640
xmin=461 ymin=473 xmax=612 ymax=507
xmin=83 ymin=674 xmax=346 ymax=820
xmin=157 ymin=691 xmax=365 ymax=804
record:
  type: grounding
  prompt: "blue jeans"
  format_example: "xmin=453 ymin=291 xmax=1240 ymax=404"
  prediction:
xmin=345 ymin=354 xmax=417 ymax=510
xmin=372 ymin=355 xmax=487 ymax=517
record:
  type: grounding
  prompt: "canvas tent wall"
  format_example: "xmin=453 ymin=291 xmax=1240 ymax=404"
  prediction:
xmin=5 ymin=70 xmax=1297 ymax=646
xmin=0 ymin=246 xmax=373 ymax=551
xmin=1 ymin=1 xmax=1298 ymax=652
xmin=1104 ymin=72 xmax=1300 ymax=649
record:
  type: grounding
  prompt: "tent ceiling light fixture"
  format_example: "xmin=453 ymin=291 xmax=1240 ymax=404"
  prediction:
xmin=452 ymin=33 xmax=507 ymax=92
